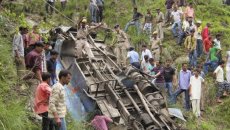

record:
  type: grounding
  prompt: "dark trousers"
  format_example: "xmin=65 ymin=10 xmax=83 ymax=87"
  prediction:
xmin=97 ymin=6 xmax=103 ymax=22
xmin=196 ymin=39 xmax=203 ymax=57
xmin=131 ymin=62 xmax=140 ymax=69
xmin=61 ymin=1 xmax=67 ymax=10
xmin=40 ymin=112 xmax=53 ymax=130
xmin=171 ymin=89 xmax=190 ymax=110
xmin=45 ymin=1 xmax=54 ymax=14
xmin=216 ymin=81 xmax=230 ymax=98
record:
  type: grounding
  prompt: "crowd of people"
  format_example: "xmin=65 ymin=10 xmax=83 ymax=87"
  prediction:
xmin=11 ymin=0 xmax=230 ymax=129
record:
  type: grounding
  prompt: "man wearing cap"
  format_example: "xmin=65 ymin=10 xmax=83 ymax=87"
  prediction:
xmin=150 ymin=31 xmax=161 ymax=60
xmin=113 ymin=24 xmax=130 ymax=67
xmin=75 ymin=18 xmax=102 ymax=59
xmin=124 ymin=7 xmax=143 ymax=35
xmin=156 ymin=8 xmax=164 ymax=40
xmin=184 ymin=29 xmax=197 ymax=68
xmin=195 ymin=20 xmax=203 ymax=57
xmin=127 ymin=47 xmax=140 ymax=69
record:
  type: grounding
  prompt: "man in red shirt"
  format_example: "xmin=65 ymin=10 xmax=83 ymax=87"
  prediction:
xmin=34 ymin=72 xmax=53 ymax=130
xmin=202 ymin=23 xmax=211 ymax=41
xmin=203 ymin=36 xmax=212 ymax=54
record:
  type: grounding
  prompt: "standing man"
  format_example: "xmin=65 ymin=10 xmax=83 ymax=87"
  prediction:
xmin=152 ymin=61 xmax=165 ymax=89
xmin=189 ymin=69 xmax=204 ymax=117
xmin=113 ymin=24 xmax=130 ymax=67
xmin=127 ymin=47 xmax=140 ymax=69
xmin=171 ymin=63 xmax=191 ymax=110
xmin=34 ymin=72 xmax=53 ymax=130
xmin=75 ymin=18 xmax=102 ymax=59
xmin=203 ymin=42 xmax=219 ymax=74
xmin=45 ymin=0 xmax=55 ymax=15
xmin=60 ymin=0 xmax=67 ymax=10
xmin=195 ymin=20 xmax=203 ymax=57
xmin=13 ymin=26 xmax=27 ymax=77
xmin=184 ymin=2 xmax=195 ymax=20
xmin=141 ymin=44 xmax=152 ymax=61
xmin=96 ymin=0 xmax=104 ymax=22
xmin=150 ymin=31 xmax=161 ymax=60
xmin=213 ymin=60 xmax=230 ymax=103
xmin=184 ymin=29 xmax=197 ymax=68
xmin=165 ymin=0 xmax=174 ymax=24
xmin=49 ymin=70 xmax=72 ymax=130
xmin=226 ymin=45 xmax=230 ymax=83
xmin=171 ymin=6 xmax=183 ymax=37
xmin=164 ymin=60 xmax=176 ymax=98
xmin=89 ymin=0 xmax=98 ymax=23
xmin=124 ymin=7 xmax=143 ymax=35
xmin=156 ymin=8 xmax=164 ymax=40
xmin=47 ymin=50 xmax=59 ymax=86
xmin=25 ymin=41 xmax=45 ymax=83
xmin=26 ymin=25 xmax=42 ymax=55
xmin=143 ymin=9 xmax=153 ymax=35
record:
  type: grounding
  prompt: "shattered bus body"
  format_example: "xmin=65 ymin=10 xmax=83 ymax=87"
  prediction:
xmin=54 ymin=26 xmax=179 ymax=130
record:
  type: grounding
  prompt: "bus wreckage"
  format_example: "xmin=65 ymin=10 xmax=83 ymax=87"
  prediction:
xmin=52 ymin=24 xmax=184 ymax=130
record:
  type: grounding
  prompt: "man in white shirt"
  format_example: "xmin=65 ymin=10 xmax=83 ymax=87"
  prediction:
xmin=214 ymin=34 xmax=221 ymax=50
xmin=127 ymin=47 xmax=140 ymax=69
xmin=141 ymin=44 xmax=152 ymax=61
xmin=213 ymin=60 xmax=230 ymax=103
xmin=189 ymin=69 xmax=204 ymax=117
xmin=178 ymin=17 xmax=195 ymax=45
xmin=171 ymin=6 xmax=183 ymax=37
xmin=13 ymin=26 xmax=27 ymax=77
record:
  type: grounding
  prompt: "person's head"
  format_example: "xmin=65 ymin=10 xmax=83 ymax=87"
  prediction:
xmin=196 ymin=20 xmax=202 ymax=27
xmin=193 ymin=69 xmax=199 ymax=77
xmin=133 ymin=7 xmax=137 ymax=13
xmin=216 ymin=34 xmax=221 ymax=40
xmin=81 ymin=17 xmax=87 ymax=27
xmin=173 ymin=6 xmax=178 ymax=11
xmin=156 ymin=8 xmax=160 ymax=14
xmin=34 ymin=41 xmax=44 ymax=53
xmin=19 ymin=26 xmax=24 ymax=34
xmin=58 ymin=70 xmax=71 ymax=85
xmin=129 ymin=47 xmax=135 ymax=51
xmin=189 ymin=2 xmax=193 ymax=8
xmin=142 ymin=44 xmax=147 ymax=51
xmin=152 ymin=31 xmax=158 ymax=38
xmin=33 ymin=25 xmax=39 ymax=33
xmin=219 ymin=60 xmax=225 ymax=67
xmin=211 ymin=40 xmax=215 ymax=47
xmin=149 ymin=58 xmax=155 ymax=65
xmin=182 ymin=63 xmax=188 ymax=71
xmin=155 ymin=60 xmax=161 ymax=67
xmin=166 ymin=59 xmax=171 ymax=67
xmin=188 ymin=18 xmax=193 ymax=25
xmin=207 ymin=23 xmax=211 ymax=28
xmin=144 ymin=55 xmax=149 ymax=62
xmin=114 ymin=24 xmax=120 ymax=32
xmin=147 ymin=9 xmax=151 ymax=14
xmin=42 ymin=72 xmax=51 ymax=83
xmin=50 ymin=50 xmax=59 ymax=60
xmin=190 ymin=29 xmax=195 ymax=36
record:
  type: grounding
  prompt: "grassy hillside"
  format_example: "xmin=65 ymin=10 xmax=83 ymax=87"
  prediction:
xmin=1 ymin=0 xmax=230 ymax=129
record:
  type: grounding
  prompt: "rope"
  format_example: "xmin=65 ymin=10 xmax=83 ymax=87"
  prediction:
xmin=42 ymin=0 xmax=75 ymax=24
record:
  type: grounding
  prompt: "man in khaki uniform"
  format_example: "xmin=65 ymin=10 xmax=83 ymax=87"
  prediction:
xmin=150 ymin=31 xmax=161 ymax=61
xmin=113 ymin=24 xmax=130 ymax=67
xmin=156 ymin=8 xmax=164 ymax=40
xmin=75 ymin=18 xmax=103 ymax=59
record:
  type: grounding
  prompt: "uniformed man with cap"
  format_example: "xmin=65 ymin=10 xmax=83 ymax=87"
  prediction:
xmin=156 ymin=8 xmax=164 ymax=40
xmin=113 ymin=24 xmax=130 ymax=67
xmin=75 ymin=17 xmax=102 ymax=59
xmin=151 ymin=31 xmax=161 ymax=58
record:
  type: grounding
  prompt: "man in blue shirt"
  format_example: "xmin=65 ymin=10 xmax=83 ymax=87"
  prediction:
xmin=127 ymin=47 xmax=140 ymax=69
xmin=171 ymin=63 xmax=191 ymax=110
